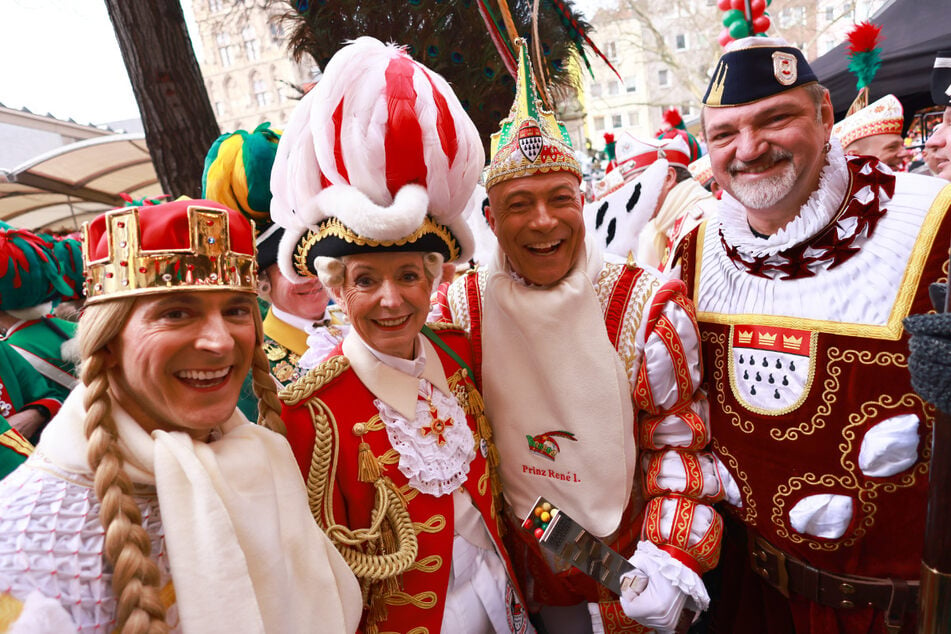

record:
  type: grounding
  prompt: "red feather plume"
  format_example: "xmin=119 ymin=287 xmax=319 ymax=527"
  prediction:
xmin=846 ymin=21 xmax=882 ymax=54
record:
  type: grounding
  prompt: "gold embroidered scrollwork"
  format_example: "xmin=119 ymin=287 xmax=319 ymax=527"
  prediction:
xmin=711 ymin=439 xmax=758 ymax=524
xmin=772 ymin=392 xmax=931 ymax=551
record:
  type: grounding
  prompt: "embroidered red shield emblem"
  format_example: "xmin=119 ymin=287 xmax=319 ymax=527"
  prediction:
xmin=729 ymin=324 xmax=814 ymax=413
xmin=772 ymin=51 xmax=798 ymax=86
xmin=517 ymin=121 xmax=544 ymax=163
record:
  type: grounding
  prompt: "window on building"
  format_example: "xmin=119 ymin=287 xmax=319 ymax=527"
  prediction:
xmin=269 ymin=22 xmax=283 ymax=45
xmin=216 ymin=33 xmax=233 ymax=67
xmin=208 ymin=0 xmax=223 ymax=12
xmin=608 ymin=80 xmax=620 ymax=96
xmin=675 ymin=34 xmax=687 ymax=51
xmin=625 ymin=77 xmax=637 ymax=93
xmin=253 ymin=77 xmax=271 ymax=107
xmin=612 ymin=114 xmax=622 ymax=128
xmin=658 ymin=69 xmax=670 ymax=87
xmin=605 ymin=41 xmax=617 ymax=61
xmin=594 ymin=116 xmax=605 ymax=130
xmin=681 ymin=103 xmax=694 ymax=117
xmin=629 ymin=111 xmax=640 ymax=126
xmin=242 ymin=27 xmax=259 ymax=61
xmin=825 ymin=6 xmax=834 ymax=20
xmin=793 ymin=6 xmax=806 ymax=25
xmin=590 ymin=83 xmax=603 ymax=98
xmin=215 ymin=101 xmax=226 ymax=117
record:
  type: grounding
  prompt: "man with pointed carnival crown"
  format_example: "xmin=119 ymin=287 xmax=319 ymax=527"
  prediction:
xmin=0 ymin=199 xmax=362 ymax=633
xmin=669 ymin=37 xmax=951 ymax=633
xmin=436 ymin=39 xmax=725 ymax=634
xmin=270 ymin=37 xmax=534 ymax=633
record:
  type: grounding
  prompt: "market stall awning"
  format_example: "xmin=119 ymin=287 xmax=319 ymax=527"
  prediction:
xmin=811 ymin=0 xmax=951 ymax=125
xmin=0 ymin=133 xmax=162 ymax=231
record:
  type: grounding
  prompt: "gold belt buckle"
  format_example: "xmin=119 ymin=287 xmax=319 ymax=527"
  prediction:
xmin=751 ymin=536 xmax=791 ymax=598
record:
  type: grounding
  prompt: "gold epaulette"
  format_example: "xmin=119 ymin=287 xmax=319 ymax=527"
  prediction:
xmin=279 ymin=355 xmax=350 ymax=406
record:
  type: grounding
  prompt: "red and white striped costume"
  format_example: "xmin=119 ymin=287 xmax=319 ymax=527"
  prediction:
xmin=436 ymin=247 xmax=725 ymax=631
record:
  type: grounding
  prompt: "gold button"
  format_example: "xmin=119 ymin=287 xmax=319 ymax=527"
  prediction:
xmin=352 ymin=422 xmax=367 ymax=436
xmin=839 ymin=583 xmax=855 ymax=595
xmin=839 ymin=600 xmax=854 ymax=609
xmin=753 ymin=550 xmax=766 ymax=562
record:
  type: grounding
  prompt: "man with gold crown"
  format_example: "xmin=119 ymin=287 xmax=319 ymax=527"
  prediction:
xmin=437 ymin=39 xmax=725 ymax=633
xmin=271 ymin=37 xmax=533 ymax=633
xmin=670 ymin=37 xmax=951 ymax=633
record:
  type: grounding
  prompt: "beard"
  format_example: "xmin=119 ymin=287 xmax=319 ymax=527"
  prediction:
xmin=727 ymin=150 xmax=797 ymax=209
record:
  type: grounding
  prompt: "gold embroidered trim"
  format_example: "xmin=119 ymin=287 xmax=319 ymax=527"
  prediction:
xmin=424 ymin=321 xmax=462 ymax=332
xmin=712 ymin=439 xmax=758 ymax=524
xmin=410 ymin=555 xmax=442 ymax=573
xmin=695 ymin=183 xmax=951 ymax=340
xmin=772 ymin=392 xmax=930 ymax=551
xmin=726 ymin=325 xmax=818 ymax=417
xmin=0 ymin=429 xmax=33 ymax=457
xmin=413 ymin=515 xmax=446 ymax=534
xmin=769 ymin=347 xmax=907 ymax=442
xmin=398 ymin=483 xmax=420 ymax=503
xmin=279 ymin=356 xmax=350 ymax=405
xmin=383 ymin=590 xmax=438 ymax=609
xmin=294 ymin=217 xmax=460 ymax=277
xmin=595 ymin=262 xmax=660 ymax=389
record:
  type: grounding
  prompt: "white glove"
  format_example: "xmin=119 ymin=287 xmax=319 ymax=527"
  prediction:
xmin=619 ymin=541 xmax=706 ymax=633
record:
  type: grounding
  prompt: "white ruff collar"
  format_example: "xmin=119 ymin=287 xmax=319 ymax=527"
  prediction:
xmin=718 ymin=138 xmax=850 ymax=257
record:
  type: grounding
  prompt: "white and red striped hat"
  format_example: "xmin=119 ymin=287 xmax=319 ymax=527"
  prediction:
xmin=614 ymin=132 xmax=692 ymax=177
xmin=271 ymin=37 xmax=483 ymax=281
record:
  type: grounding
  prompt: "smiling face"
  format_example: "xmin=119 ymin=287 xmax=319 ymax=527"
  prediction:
xmin=485 ymin=171 xmax=585 ymax=286
xmin=846 ymin=133 xmax=910 ymax=171
xmin=704 ymin=85 xmax=834 ymax=232
xmin=336 ymin=252 xmax=431 ymax=359
xmin=105 ymin=291 xmax=258 ymax=439
xmin=264 ymin=263 xmax=330 ymax=320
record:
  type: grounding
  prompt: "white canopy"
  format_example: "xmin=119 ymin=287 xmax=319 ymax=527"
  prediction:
xmin=0 ymin=133 xmax=162 ymax=231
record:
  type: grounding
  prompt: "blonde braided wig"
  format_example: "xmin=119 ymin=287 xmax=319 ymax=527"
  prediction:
xmin=76 ymin=293 xmax=275 ymax=633
xmin=78 ymin=298 xmax=168 ymax=634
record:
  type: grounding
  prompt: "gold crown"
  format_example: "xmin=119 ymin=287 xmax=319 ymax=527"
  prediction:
xmin=737 ymin=330 xmax=753 ymax=344
xmin=83 ymin=205 xmax=257 ymax=305
xmin=782 ymin=335 xmax=803 ymax=349
xmin=757 ymin=332 xmax=777 ymax=346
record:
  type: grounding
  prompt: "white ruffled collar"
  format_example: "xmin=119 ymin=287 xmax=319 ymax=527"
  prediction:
xmin=717 ymin=138 xmax=850 ymax=257
xmin=376 ymin=380 xmax=475 ymax=497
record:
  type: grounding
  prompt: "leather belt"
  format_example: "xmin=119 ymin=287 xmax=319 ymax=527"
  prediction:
xmin=749 ymin=534 xmax=918 ymax=633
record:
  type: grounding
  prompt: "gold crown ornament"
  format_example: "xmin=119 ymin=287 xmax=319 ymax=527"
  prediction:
xmin=483 ymin=38 xmax=582 ymax=190
xmin=82 ymin=200 xmax=257 ymax=305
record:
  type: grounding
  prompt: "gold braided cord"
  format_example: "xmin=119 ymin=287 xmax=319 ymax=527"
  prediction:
xmin=383 ymin=590 xmax=438 ymax=608
xmin=304 ymin=398 xmax=339 ymax=529
xmin=323 ymin=477 xmax=419 ymax=582
xmin=280 ymin=356 xmax=350 ymax=406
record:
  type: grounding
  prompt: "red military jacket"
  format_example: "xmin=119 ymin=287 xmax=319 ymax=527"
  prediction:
xmin=281 ymin=327 xmax=530 ymax=634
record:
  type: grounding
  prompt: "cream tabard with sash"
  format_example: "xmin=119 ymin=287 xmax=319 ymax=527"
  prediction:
xmin=481 ymin=236 xmax=636 ymax=538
